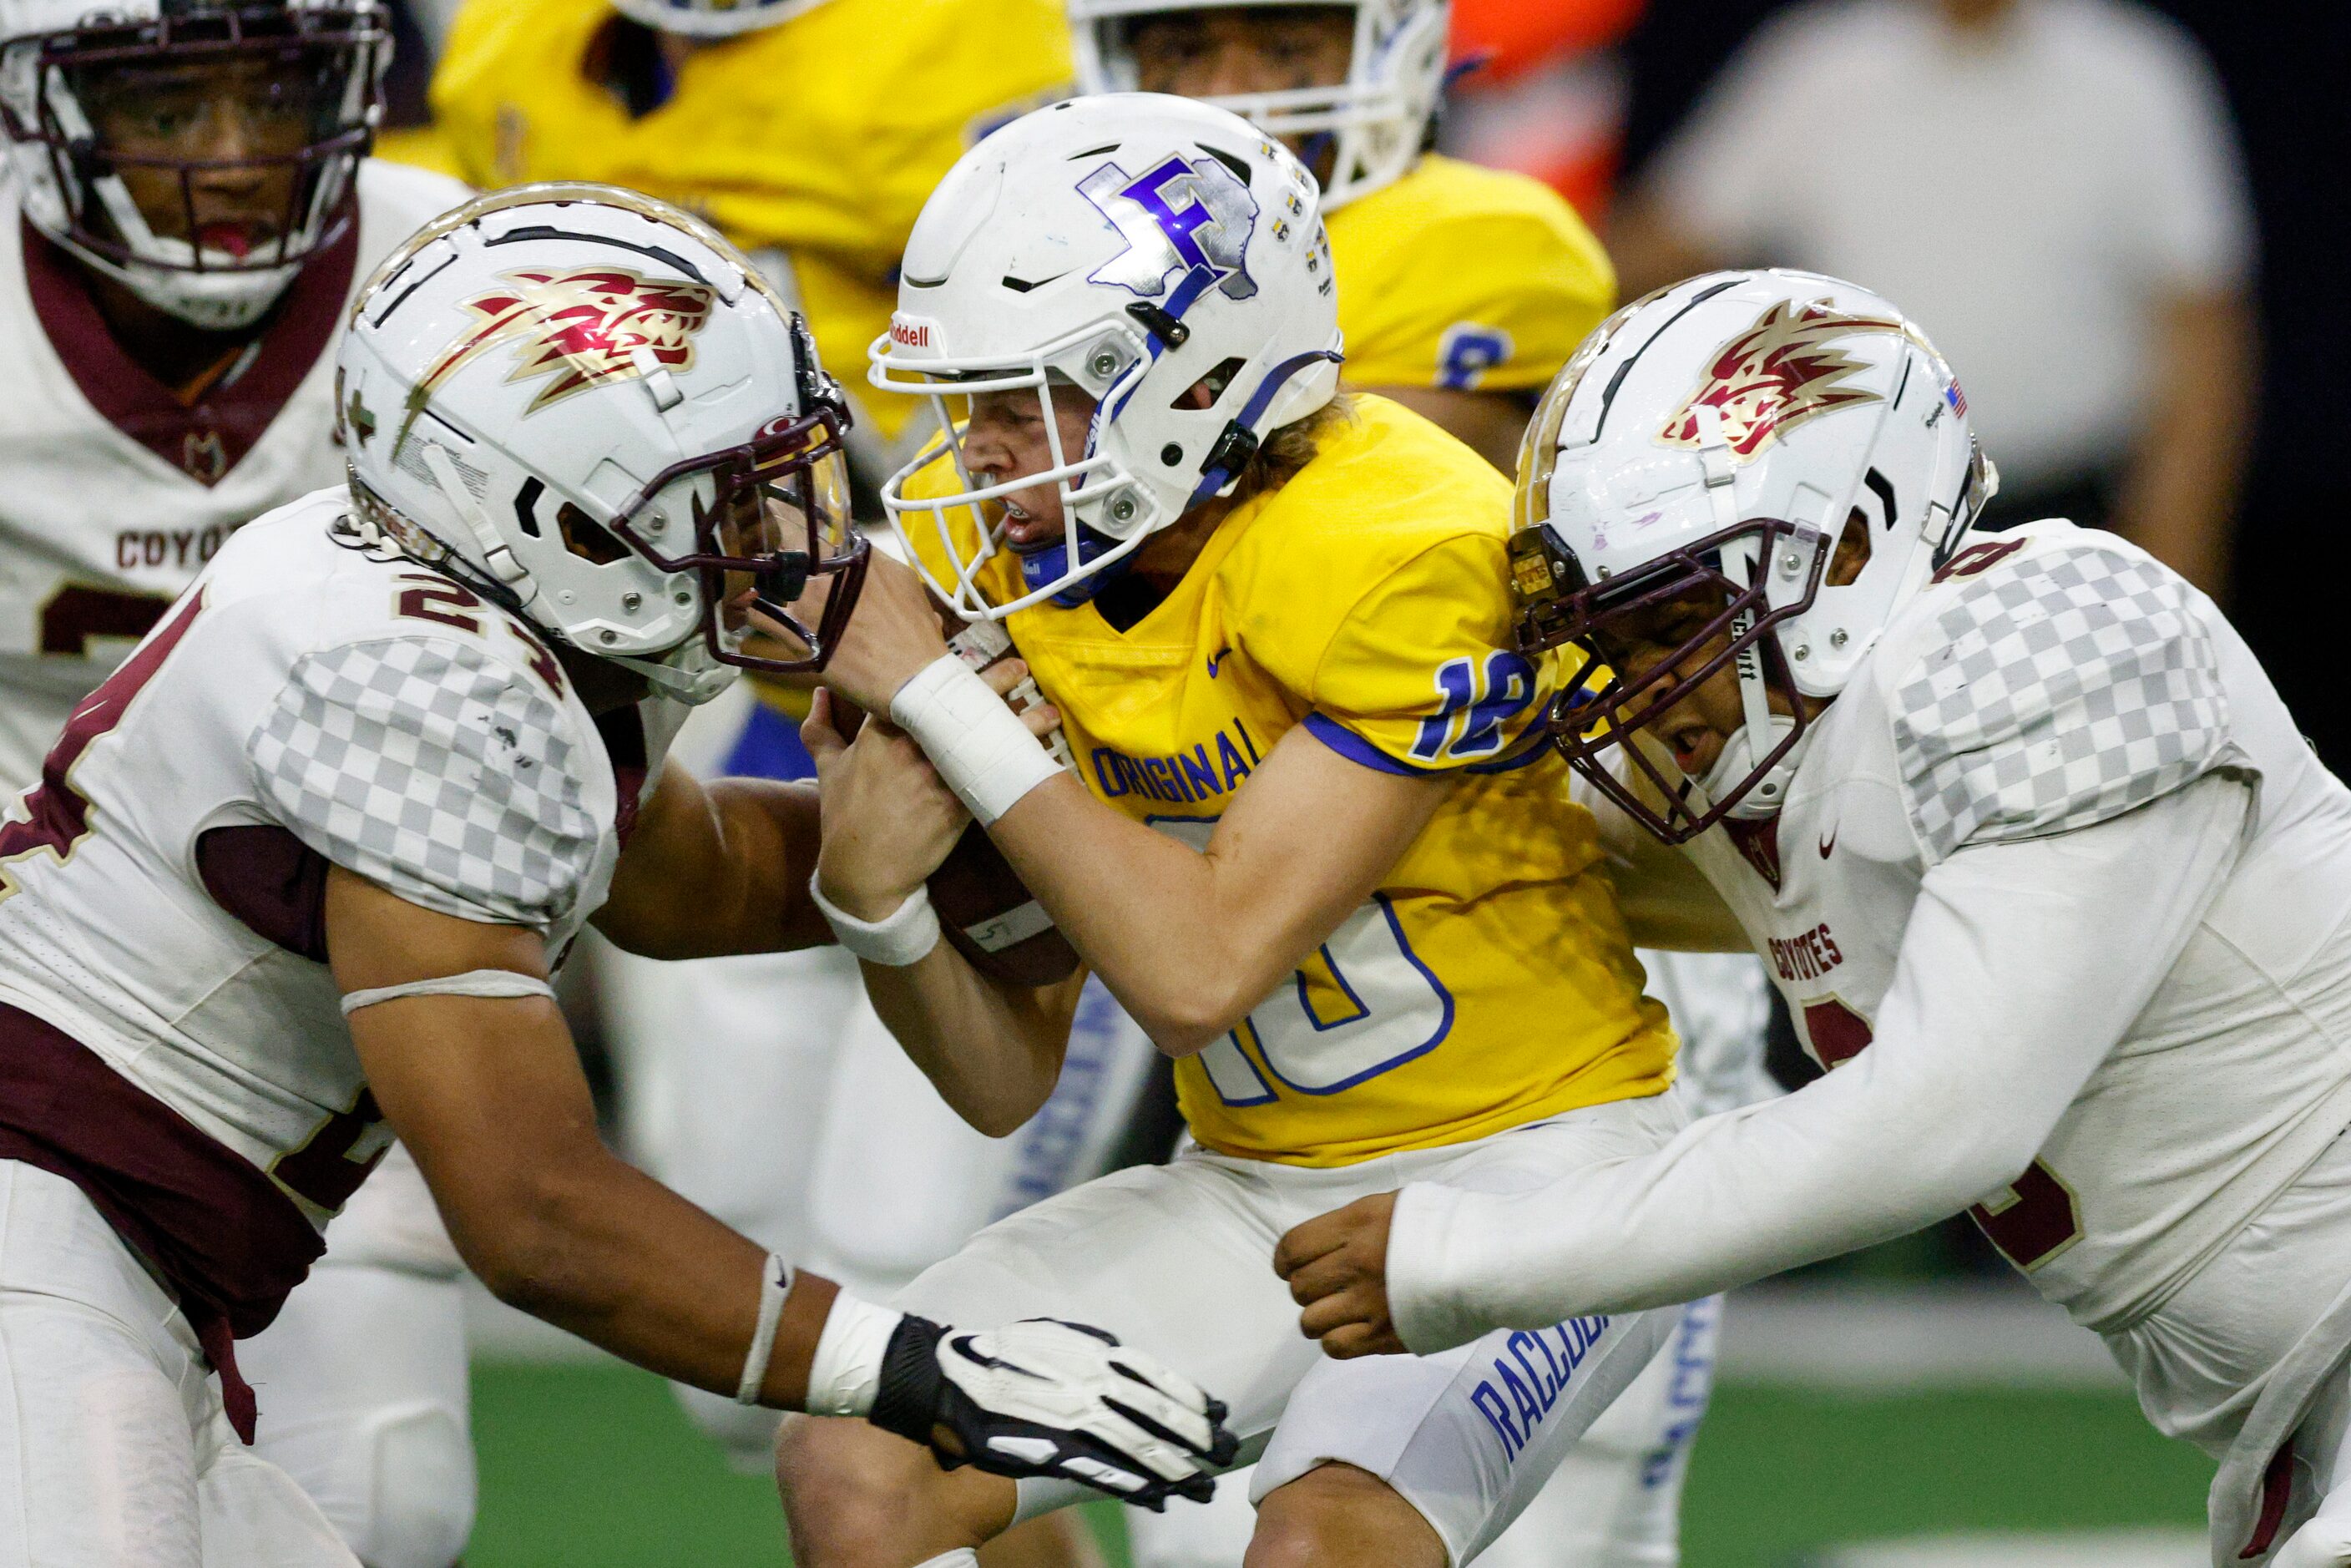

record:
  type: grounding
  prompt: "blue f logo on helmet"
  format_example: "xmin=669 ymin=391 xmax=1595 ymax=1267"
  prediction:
xmin=1082 ymin=154 xmax=1261 ymax=304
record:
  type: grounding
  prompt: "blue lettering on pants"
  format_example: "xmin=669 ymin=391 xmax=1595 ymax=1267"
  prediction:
xmin=1640 ymin=1297 xmax=1721 ymax=1488
xmin=1468 ymin=1315 xmax=1611 ymax=1464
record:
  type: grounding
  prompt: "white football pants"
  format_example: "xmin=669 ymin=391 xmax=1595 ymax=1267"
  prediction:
xmin=239 ymin=1145 xmax=473 ymax=1568
xmin=1121 ymin=1294 xmax=1722 ymax=1568
xmin=1125 ymin=948 xmax=1768 ymax=1568
xmin=0 ymin=1158 xmax=359 ymax=1568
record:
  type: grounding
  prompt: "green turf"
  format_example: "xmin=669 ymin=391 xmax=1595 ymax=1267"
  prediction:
xmin=470 ymin=1363 xmax=792 ymax=1565
xmin=468 ymin=1365 xmax=2215 ymax=1566
xmin=1678 ymin=1386 xmax=2212 ymax=1565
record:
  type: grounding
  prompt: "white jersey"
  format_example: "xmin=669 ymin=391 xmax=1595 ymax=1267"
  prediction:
xmin=0 ymin=490 xmax=680 ymax=1230
xmin=1390 ymin=523 xmax=2351 ymax=1348
xmin=0 ymin=160 xmax=471 ymax=789
xmin=1681 ymin=524 xmax=2351 ymax=1328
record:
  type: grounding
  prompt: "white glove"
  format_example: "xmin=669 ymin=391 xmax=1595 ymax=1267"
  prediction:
xmin=869 ymin=1316 xmax=1239 ymax=1510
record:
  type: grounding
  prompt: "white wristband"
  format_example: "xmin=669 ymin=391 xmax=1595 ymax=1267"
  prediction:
xmin=809 ymin=874 xmax=941 ymax=967
xmin=888 ymin=655 xmax=1064 ymax=827
xmin=734 ymin=1253 xmax=794 ymax=1405
xmin=803 ymin=1291 xmax=905 ymax=1418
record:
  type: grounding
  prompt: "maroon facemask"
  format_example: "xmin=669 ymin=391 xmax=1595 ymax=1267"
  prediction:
xmin=1 ymin=3 xmax=384 ymax=280
xmin=1513 ymin=516 xmax=1826 ymax=845
xmin=604 ymin=329 xmax=872 ymax=676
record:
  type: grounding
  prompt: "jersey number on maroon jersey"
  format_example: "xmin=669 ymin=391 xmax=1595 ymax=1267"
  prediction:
xmin=394 ymin=572 xmax=484 ymax=634
xmin=1801 ymin=996 xmax=2084 ymax=1272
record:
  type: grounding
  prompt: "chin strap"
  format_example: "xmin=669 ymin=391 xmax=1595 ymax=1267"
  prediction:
xmin=1692 ymin=403 xmax=1792 ymax=815
xmin=1708 ymin=715 xmax=1802 ymax=822
xmin=612 ymin=646 xmax=737 ymax=706
xmin=420 ymin=443 xmax=539 ymax=611
xmin=1029 ymin=525 xmax=1135 ymax=608
xmin=72 ymin=166 xmax=296 ymax=331
xmin=1713 ymin=527 xmax=1781 ymax=782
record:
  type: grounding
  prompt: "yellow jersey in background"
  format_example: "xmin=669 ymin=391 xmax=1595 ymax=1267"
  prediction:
xmin=1331 ymin=153 xmax=1615 ymax=396
xmin=422 ymin=0 xmax=1071 ymax=444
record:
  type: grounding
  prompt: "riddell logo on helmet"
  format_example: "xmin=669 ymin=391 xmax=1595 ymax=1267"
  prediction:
xmin=1658 ymin=301 xmax=1909 ymax=463
xmin=409 ymin=267 xmax=719 ymax=426
xmin=891 ymin=320 xmax=933 ymax=349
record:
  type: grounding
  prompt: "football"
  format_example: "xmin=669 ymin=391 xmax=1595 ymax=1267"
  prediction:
xmin=828 ymin=622 xmax=1081 ymax=988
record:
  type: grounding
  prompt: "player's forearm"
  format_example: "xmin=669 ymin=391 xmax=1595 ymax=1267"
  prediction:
xmin=1385 ymin=1065 xmax=2018 ymax=1349
xmin=447 ymin=1141 xmax=832 ymax=1404
xmin=857 ymin=948 xmax=1069 ymax=1136
xmin=988 ymin=775 xmax=1328 ymax=1055
xmin=698 ymin=776 xmax=835 ymax=953
xmin=596 ymin=774 xmax=832 ymax=959
xmin=1383 ymin=779 xmax=2252 ymax=1351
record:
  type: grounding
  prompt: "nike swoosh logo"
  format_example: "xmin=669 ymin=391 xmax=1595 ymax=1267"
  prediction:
xmin=1206 ymin=646 xmax=1232 ymax=677
xmin=1818 ymin=828 xmax=1838 ymax=858
xmin=951 ymin=1334 xmax=1042 ymax=1379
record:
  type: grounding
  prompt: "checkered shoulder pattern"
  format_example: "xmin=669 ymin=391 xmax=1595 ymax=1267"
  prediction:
xmin=1889 ymin=545 xmax=2231 ymax=862
xmin=248 ymin=637 xmax=600 ymax=930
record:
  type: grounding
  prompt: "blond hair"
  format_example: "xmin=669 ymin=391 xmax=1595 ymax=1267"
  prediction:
xmin=1229 ymin=393 xmax=1358 ymax=507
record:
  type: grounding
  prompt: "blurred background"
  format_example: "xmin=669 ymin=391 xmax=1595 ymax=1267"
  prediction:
xmin=372 ymin=1 xmax=2344 ymax=1561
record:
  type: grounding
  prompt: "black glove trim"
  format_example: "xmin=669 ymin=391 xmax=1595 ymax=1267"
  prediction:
xmin=868 ymin=1313 xmax=948 ymax=1451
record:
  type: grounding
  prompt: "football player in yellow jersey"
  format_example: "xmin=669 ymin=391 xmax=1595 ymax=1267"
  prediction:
xmin=1069 ymin=0 xmax=1615 ymax=469
xmin=426 ymin=0 xmax=1070 ymax=461
xmin=771 ymin=96 xmax=1682 ymax=1568
xmin=1067 ymin=9 xmax=1762 ymax=1567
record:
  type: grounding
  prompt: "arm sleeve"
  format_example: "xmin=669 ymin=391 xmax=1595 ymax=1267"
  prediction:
xmin=1892 ymin=545 xmax=2244 ymax=862
xmin=1385 ymin=771 xmax=2253 ymax=1352
xmin=248 ymin=637 xmax=602 ymax=932
xmin=1293 ymin=536 xmax=1556 ymax=776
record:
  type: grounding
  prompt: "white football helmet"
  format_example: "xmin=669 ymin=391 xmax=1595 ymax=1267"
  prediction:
xmin=871 ymin=93 xmax=1342 ymax=620
xmin=336 ymin=183 xmax=867 ymax=704
xmin=606 ymin=0 xmax=832 ymax=39
xmin=1513 ymin=270 xmax=1997 ymax=842
xmin=1069 ymin=0 xmax=1449 ymax=210
xmin=0 ymin=0 xmax=387 ymax=330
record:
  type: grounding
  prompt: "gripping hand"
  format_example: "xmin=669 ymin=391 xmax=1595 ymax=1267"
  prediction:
xmin=867 ymin=1315 xmax=1240 ymax=1509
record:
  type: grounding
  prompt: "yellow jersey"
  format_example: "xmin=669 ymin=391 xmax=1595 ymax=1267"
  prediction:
xmin=425 ymin=0 xmax=1070 ymax=440
xmin=904 ymin=397 xmax=1673 ymax=1166
xmin=1328 ymin=154 xmax=1615 ymax=395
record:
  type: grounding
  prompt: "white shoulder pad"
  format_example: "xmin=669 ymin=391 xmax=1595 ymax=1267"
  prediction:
xmin=247 ymin=635 xmax=599 ymax=929
xmin=355 ymin=157 xmax=476 ymax=243
xmin=1889 ymin=542 xmax=2236 ymax=860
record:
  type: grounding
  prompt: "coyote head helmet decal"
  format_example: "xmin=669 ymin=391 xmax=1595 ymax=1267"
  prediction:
xmin=1514 ymin=270 xmax=1996 ymax=842
xmin=1659 ymin=300 xmax=1909 ymax=463
xmin=412 ymin=266 xmax=720 ymax=424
